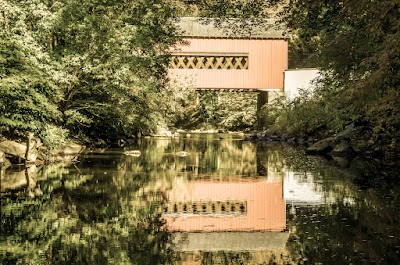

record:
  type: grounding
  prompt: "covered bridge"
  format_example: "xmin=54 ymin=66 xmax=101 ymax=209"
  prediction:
xmin=168 ymin=17 xmax=288 ymax=108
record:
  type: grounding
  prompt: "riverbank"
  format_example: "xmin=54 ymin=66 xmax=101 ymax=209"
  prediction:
xmin=0 ymin=135 xmax=85 ymax=197
xmin=245 ymin=124 xmax=400 ymax=186
xmin=1 ymin=126 xmax=397 ymax=196
xmin=0 ymin=136 xmax=85 ymax=166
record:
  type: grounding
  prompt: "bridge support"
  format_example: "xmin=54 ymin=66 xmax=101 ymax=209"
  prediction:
xmin=257 ymin=91 xmax=269 ymax=129
xmin=257 ymin=91 xmax=269 ymax=112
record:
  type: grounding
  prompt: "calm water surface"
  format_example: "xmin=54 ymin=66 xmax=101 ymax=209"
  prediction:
xmin=1 ymin=134 xmax=399 ymax=264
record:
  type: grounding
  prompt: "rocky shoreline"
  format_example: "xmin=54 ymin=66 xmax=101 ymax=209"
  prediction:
xmin=244 ymin=123 xmax=374 ymax=170
xmin=0 ymin=134 xmax=85 ymax=196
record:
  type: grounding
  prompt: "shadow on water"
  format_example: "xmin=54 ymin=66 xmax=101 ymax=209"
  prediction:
xmin=1 ymin=133 xmax=400 ymax=264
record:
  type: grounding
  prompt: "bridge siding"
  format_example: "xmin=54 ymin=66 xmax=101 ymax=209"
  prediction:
xmin=164 ymin=180 xmax=286 ymax=232
xmin=169 ymin=38 xmax=288 ymax=90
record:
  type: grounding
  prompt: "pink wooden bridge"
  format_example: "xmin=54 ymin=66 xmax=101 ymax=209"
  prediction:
xmin=168 ymin=17 xmax=288 ymax=107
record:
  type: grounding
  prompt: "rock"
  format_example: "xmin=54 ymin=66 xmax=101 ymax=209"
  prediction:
xmin=175 ymin=151 xmax=189 ymax=157
xmin=335 ymin=123 xmax=355 ymax=142
xmin=123 ymin=150 xmax=141 ymax=157
xmin=51 ymin=141 xmax=85 ymax=155
xmin=297 ymin=138 xmax=306 ymax=145
xmin=329 ymin=141 xmax=355 ymax=157
xmin=244 ymin=135 xmax=258 ymax=141
xmin=0 ymin=136 xmax=40 ymax=164
xmin=1 ymin=158 xmax=11 ymax=170
xmin=33 ymin=187 xmax=43 ymax=197
xmin=306 ymin=137 xmax=335 ymax=154
xmin=0 ymin=150 xmax=4 ymax=164
xmin=117 ymin=138 xmax=136 ymax=147
xmin=268 ymin=135 xmax=280 ymax=141
xmin=0 ymin=167 xmax=5 ymax=184
xmin=0 ymin=140 xmax=27 ymax=163
xmin=48 ymin=141 xmax=85 ymax=163
xmin=307 ymin=137 xmax=315 ymax=143
xmin=349 ymin=156 xmax=381 ymax=179
xmin=26 ymin=150 xmax=39 ymax=163
xmin=332 ymin=156 xmax=350 ymax=168
xmin=257 ymin=131 xmax=266 ymax=138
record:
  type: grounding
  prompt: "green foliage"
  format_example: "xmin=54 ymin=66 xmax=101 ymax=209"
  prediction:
xmin=218 ymin=92 xmax=257 ymax=130
xmin=38 ymin=124 xmax=69 ymax=150
xmin=195 ymin=91 xmax=221 ymax=128
xmin=49 ymin=0 xmax=180 ymax=143
xmin=197 ymin=0 xmax=280 ymax=18
xmin=0 ymin=0 xmax=181 ymax=145
xmin=257 ymin=101 xmax=281 ymax=129
xmin=0 ymin=159 xmax=174 ymax=265
xmin=160 ymin=79 xmax=199 ymax=129
xmin=166 ymin=90 xmax=257 ymax=131
xmin=0 ymin=35 xmax=62 ymax=137
xmin=261 ymin=78 xmax=352 ymax=139
xmin=275 ymin=0 xmax=400 ymax=156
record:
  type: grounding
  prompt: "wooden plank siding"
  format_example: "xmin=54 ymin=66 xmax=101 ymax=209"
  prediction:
xmin=163 ymin=180 xmax=286 ymax=232
xmin=168 ymin=38 xmax=288 ymax=91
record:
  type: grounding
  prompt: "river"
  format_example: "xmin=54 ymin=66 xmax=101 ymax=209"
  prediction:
xmin=1 ymin=133 xmax=399 ymax=264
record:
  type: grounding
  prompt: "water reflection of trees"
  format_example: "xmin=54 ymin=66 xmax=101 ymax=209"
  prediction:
xmin=0 ymin=162 xmax=174 ymax=264
xmin=126 ymin=134 xmax=261 ymax=179
xmin=278 ymin=145 xmax=400 ymax=264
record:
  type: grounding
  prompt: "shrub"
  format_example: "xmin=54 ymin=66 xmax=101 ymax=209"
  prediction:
xmin=38 ymin=124 xmax=69 ymax=150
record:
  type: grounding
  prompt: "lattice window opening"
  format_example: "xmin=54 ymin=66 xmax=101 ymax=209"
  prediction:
xmin=163 ymin=201 xmax=247 ymax=216
xmin=170 ymin=55 xmax=249 ymax=70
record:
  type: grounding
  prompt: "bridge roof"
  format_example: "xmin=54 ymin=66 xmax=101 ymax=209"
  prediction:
xmin=176 ymin=17 xmax=288 ymax=39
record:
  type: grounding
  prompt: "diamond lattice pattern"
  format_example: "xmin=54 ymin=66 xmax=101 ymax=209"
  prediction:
xmin=170 ymin=55 xmax=249 ymax=69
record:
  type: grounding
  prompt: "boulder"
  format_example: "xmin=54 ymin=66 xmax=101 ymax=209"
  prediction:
xmin=329 ymin=141 xmax=355 ymax=157
xmin=0 ymin=138 xmax=40 ymax=164
xmin=1 ymin=158 xmax=11 ymax=170
xmin=0 ymin=141 xmax=27 ymax=162
xmin=0 ymin=150 xmax=4 ymax=164
xmin=123 ymin=150 xmax=141 ymax=157
xmin=48 ymin=141 xmax=85 ymax=163
xmin=334 ymin=123 xmax=355 ymax=142
xmin=306 ymin=137 xmax=335 ymax=155
xmin=332 ymin=156 xmax=351 ymax=168
xmin=257 ymin=131 xmax=266 ymax=138
xmin=51 ymin=141 xmax=85 ymax=155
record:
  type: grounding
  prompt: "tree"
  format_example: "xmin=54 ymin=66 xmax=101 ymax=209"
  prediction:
xmin=276 ymin=0 xmax=400 ymax=158
xmin=51 ymin=0 xmax=180 ymax=143
xmin=0 ymin=1 xmax=63 ymax=140
xmin=1 ymin=0 xmax=181 ymax=145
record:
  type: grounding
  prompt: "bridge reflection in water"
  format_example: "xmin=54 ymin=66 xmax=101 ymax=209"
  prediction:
xmin=162 ymin=175 xmax=289 ymax=261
